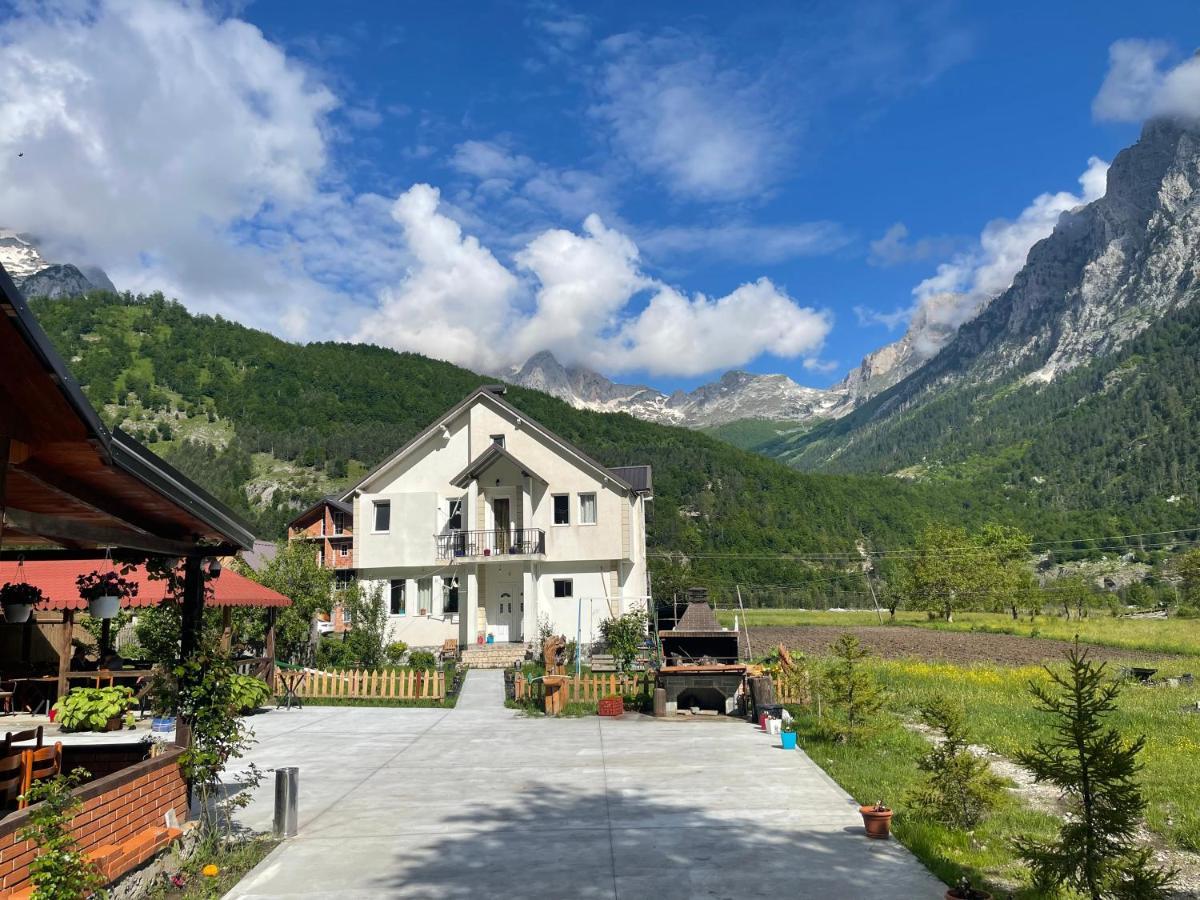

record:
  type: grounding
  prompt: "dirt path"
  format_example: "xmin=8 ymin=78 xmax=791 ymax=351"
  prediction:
xmin=748 ymin=624 xmax=1181 ymax=665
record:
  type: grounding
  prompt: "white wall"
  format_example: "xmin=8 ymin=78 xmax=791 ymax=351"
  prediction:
xmin=357 ymin=572 xmax=459 ymax=649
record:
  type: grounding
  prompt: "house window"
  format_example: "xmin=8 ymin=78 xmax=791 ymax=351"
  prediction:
xmin=579 ymin=493 xmax=597 ymax=525
xmin=339 ymin=544 xmax=350 ymax=557
xmin=341 ymin=601 xmax=352 ymax=625
xmin=447 ymin=498 xmax=463 ymax=531
xmin=553 ymin=578 xmax=573 ymax=598
xmin=443 ymin=577 xmax=460 ymax=614
xmin=334 ymin=511 xmax=345 ymax=534
xmin=418 ymin=577 xmax=432 ymax=614
xmin=374 ymin=500 xmax=391 ymax=532
xmin=552 ymin=494 xmax=570 ymax=525
xmin=390 ymin=579 xmax=406 ymax=615
xmin=334 ymin=571 xmax=354 ymax=592
xmin=490 ymin=434 xmax=505 ymax=448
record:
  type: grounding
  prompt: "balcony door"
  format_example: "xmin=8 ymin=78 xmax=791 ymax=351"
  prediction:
xmin=492 ymin=496 xmax=512 ymax=553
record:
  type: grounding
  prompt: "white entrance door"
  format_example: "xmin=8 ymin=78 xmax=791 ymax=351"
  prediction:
xmin=493 ymin=578 xmax=522 ymax=642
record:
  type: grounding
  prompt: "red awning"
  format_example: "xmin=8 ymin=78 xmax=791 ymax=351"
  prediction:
xmin=0 ymin=561 xmax=291 ymax=611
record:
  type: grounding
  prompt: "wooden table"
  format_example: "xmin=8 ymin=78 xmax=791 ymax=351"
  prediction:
xmin=8 ymin=677 xmax=58 ymax=715
xmin=276 ymin=670 xmax=305 ymax=710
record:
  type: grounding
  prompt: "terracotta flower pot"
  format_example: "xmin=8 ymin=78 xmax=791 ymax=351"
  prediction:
xmin=859 ymin=805 xmax=893 ymax=839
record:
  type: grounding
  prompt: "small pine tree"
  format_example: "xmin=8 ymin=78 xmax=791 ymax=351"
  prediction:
xmin=822 ymin=634 xmax=883 ymax=742
xmin=1013 ymin=643 xmax=1174 ymax=899
xmin=909 ymin=695 xmax=1004 ymax=829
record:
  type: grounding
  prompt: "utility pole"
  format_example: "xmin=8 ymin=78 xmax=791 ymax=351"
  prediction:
xmin=863 ymin=558 xmax=884 ymax=625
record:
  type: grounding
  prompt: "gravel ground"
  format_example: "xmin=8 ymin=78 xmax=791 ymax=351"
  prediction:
xmin=746 ymin=624 xmax=1181 ymax=665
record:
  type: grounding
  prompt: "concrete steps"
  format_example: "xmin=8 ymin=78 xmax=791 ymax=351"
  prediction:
xmin=460 ymin=643 xmax=528 ymax=669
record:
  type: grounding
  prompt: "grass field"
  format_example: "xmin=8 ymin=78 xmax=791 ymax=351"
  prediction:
xmin=787 ymin=655 xmax=1200 ymax=897
xmin=716 ymin=608 xmax=1200 ymax=656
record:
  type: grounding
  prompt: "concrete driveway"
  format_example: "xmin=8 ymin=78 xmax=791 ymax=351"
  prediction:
xmin=224 ymin=670 xmax=945 ymax=899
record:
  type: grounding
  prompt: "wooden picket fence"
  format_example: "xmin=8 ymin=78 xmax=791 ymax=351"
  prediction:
xmin=277 ymin=667 xmax=446 ymax=700
xmin=513 ymin=671 xmax=651 ymax=703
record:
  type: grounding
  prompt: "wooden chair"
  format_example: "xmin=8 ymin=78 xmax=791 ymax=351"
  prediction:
xmin=19 ymin=742 xmax=62 ymax=808
xmin=0 ymin=751 xmax=22 ymax=809
xmin=3 ymin=726 xmax=43 ymax=750
xmin=0 ymin=680 xmax=13 ymax=716
xmin=440 ymin=639 xmax=459 ymax=663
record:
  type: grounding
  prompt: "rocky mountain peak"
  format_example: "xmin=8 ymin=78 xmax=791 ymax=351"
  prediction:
xmin=0 ymin=229 xmax=114 ymax=297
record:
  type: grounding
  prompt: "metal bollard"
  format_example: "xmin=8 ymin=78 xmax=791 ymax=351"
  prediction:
xmin=273 ymin=766 xmax=299 ymax=838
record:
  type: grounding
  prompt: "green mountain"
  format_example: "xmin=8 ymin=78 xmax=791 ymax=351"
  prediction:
xmin=763 ymin=119 xmax=1200 ymax=540
xmin=28 ymin=290 xmax=989 ymax=601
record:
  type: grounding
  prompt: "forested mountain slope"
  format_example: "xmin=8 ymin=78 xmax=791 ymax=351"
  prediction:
xmin=765 ymin=118 xmax=1200 ymax=536
xmin=28 ymin=291 xmax=993 ymax=595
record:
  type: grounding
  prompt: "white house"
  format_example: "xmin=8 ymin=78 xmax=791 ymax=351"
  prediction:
xmin=345 ymin=385 xmax=652 ymax=649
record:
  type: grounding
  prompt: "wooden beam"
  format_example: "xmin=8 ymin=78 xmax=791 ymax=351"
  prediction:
xmin=180 ymin=555 xmax=204 ymax=665
xmin=2 ymin=507 xmax=211 ymax=556
xmin=265 ymin=607 xmax=277 ymax=688
xmin=220 ymin=606 xmax=233 ymax=652
xmin=13 ymin=459 xmax=162 ymax=538
xmin=57 ymin=610 xmax=74 ymax=700
xmin=0 ymin=546 xmax=237 ymax=562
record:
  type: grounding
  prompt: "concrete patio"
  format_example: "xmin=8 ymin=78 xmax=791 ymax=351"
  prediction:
xmin=224 ymin=670 xmax=945 ymax=899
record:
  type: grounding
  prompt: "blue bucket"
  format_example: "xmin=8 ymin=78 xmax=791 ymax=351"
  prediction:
xmin=780 ymin=731 xmax=798 ymax=750
xmin=151 ymin=717 xmax=176 ymax=733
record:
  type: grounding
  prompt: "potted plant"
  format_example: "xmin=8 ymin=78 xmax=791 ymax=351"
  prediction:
xmin=75 ymin=570 xmax=138 ymax=619
xmin=0 ymin=581 xmax=44 ymax=623
xmin=945 ymin=877 xmax=992 ymax=900
xmin=780 ymin=718 xmax=798 ymax=750
xmin=859 ymin=800 xmax=893 ymax=839
xmin=53 ymin=686 xmax=136 ymax=732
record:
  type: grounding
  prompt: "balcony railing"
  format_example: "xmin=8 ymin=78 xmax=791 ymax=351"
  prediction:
xmin=435 ymin=528 xmax=545 ymax=559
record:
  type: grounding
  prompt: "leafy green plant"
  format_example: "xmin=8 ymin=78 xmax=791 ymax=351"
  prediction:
xmin=228 ymin=674 xmax=271 ymax=712
xmin=19 ymin=768 xmax=106 ymax=900
xmin=599 ymin=609 xmax=647 ymax=673
xmin=1013 ymin=643 xmax=1175 ymax=899
xmin=781 ymin=717 xmax=798 ymax=734
xmin=822 ymin=634 xmax=883 ymax=743
xmin=385 ymin=641 xmax=409 ymax=665
xmin=408 ymin=650 xmax=436 ymax=671
xmin=0 ymin=581 xmax=45 ymax=606
xmin=53 ymin=685 xmax=135 ymax=732
xmin=75 ymin=569 xmax=139 ymax=602
xmin=175 ymin=654 xmax=263 ymax=847
xmin=908 ymin=695 xmax=1004 ymax=829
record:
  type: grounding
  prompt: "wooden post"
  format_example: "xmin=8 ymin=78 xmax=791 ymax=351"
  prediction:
xmin=265 ymin=606 xmax=277 ymax=687
xmin=180 ymin=555 xmax=205 ymax=665
xmin=100 ymin=617 xmax=112 ymax=657
xmin=220 ymin=606 xmax=233 ymax=652
xmin=56 ymin=610 xmax=74 ymax=700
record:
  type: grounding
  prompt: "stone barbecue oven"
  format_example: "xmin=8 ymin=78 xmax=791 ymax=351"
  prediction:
xmin=656 ymin=591 xmax=747 ymax=714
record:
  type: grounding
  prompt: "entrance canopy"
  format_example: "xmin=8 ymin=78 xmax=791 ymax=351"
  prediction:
xmin=0 ymin=265 xmax=254 ymax=557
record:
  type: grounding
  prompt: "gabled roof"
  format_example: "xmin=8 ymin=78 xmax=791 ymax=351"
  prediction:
xmin=0 ymin=263 xmax=255 ymax=555
xmin=610 ymin=465 xmax=652 ymax=494
xmin=450 ymin=443 xmax=545 ymax=488
xmin=287 ymin=495 xmax=353 ymax=530
xmin=345 ymin=384 xmax=644 ymax=498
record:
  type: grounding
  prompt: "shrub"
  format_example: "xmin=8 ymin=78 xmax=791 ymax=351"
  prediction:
xmin=385 ymin=641 xmax=409 ymax=665
xmin=408 ymin=650 xmax=436 ymax=671
xmin=599 ymin=609 xmax=648 ymax=673
xmin=908 ymin=695 xmax=1004 ymax=829
xmin=19 ymin=769 xmax=105 ymax=900
xmin=822 ymin=634 xmax=883 ymax=743
xmin=53 ymin=685 xmax=135 ymax=731
xmin=1013 ymin=643 xmax=1175 ymax=899
xmin=228 ymin=673 xmax=271 ymax=712
xmin=316 ymin=635 xmax=354 ymax=669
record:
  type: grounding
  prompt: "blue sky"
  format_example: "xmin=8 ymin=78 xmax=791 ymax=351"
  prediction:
xmin=1 ymin=1 xmax=1197 ymax=391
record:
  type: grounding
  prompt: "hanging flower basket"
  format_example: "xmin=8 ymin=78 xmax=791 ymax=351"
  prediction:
xmin=76 ymin=570 xmax=138 ymax=619
xmin=0 ymin=581 xmax=44 ymax=624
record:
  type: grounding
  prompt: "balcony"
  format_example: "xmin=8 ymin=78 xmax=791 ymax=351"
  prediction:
xmin=435 ymin=528 xmax=545 ymax=560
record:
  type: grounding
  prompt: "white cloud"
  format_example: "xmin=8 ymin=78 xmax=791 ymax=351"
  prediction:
xmin=868 ymin=222 xmax=961 ymax=267
xmin=0 ymin=0 xmax=429 ymax=339
xmin=1093 ymin=40 xmax=1200 ymax=122
xmin=861 ymin=156 xmax=1110 ymax=356
xmin=354 ymin=185 xmax=832 ymax=377
xmin=591 ymin=33 xmax=790 ymax=202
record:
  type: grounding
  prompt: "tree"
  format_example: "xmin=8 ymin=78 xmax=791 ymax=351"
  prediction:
xmin=909 ymin=696 xmax=1004 ymax=829
xmin=599 ymin=608 xmax=648 ymax=674
xmin=901 ymin=523 xmax=1031 ymax=622
xmin=822 ymin=634 xmax=883 ymax=742
xmin=1175 ymin=549 xmax=1200 ymax=606
xmin=1013 ymin=644 xmax=1174 ymax=899
xmin=341 ymin=583 xmax=387 ymax=669
xmin=1055 ymin=576 xmax=1098 ymax=621
xmin=239 ymin=540 xmax=332 ymax=663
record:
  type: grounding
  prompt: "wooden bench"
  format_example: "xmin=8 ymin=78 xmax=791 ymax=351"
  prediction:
xmin=440 ymin=639 xmax=459 ymax=663
xmin=590 ymin=654 xmax=618 ymax=673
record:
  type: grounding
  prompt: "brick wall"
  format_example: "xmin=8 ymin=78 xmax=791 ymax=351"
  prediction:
xmin=0 ymin=748 xmax=188 ymax=895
